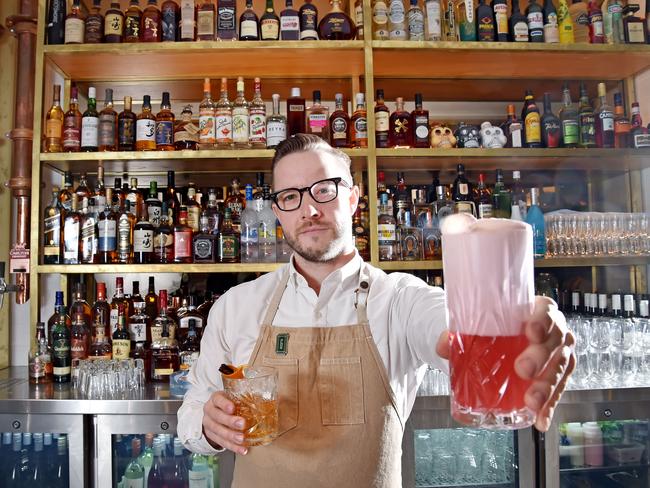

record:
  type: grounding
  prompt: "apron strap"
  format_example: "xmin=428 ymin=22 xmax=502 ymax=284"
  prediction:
xmin=354 ymin=264 xmax=371 ymax=325
xmin=262 ymin=267 xmax=291 ymax=326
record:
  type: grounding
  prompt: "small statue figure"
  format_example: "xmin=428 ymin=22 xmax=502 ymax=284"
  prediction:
xmin=479 ymin=121 xmax=507 ymax=148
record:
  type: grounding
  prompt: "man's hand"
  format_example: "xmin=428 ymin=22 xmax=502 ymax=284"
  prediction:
xmin=436 ymin=295 xmax=576 ymax=432
xmin=202 ymin=391 xmax=249 ymax=455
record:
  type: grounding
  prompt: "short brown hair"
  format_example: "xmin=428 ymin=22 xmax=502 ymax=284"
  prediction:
xmin=272 ymin=134 xmax=352 ymax=180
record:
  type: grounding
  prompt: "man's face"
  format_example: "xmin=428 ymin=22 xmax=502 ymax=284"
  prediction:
xmin=272 ymin=149 xmax=359 ymax=263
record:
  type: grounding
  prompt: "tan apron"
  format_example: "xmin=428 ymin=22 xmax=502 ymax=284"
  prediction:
xmin=232 ymin=264 xmax=404 ymax=487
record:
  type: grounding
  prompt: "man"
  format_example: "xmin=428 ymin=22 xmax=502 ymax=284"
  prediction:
xmin=178 ymin=134 xmax=575 ymax=487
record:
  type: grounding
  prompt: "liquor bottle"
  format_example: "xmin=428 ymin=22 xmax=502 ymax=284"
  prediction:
xmin=180 ymin=0 xmax=197 ymax=41
xmin=130 ymin=302 xmax=151 ymax=374
xmin=198 ymin=78 xmax=216 ymax=148
xmin=90 ymin=282 xmax=112 ymax=359
xmin=510 ymin=0 xmax=529 ymax=41
xmin=232 ymin=77 xmax=250 ymax=148
xmin=70 ymin=312 xmax=91 ymax=363
xmin=353 ymin=181 xmax=370 ymax=260
xmin=47 ymin=0 xmax=67 ymax=45
xmin=133 ymin=209 xmax=155 ymax=264
xmin=281 ymin=0 xmax=301 ymax=39
xmin=125 ymin=0 xmax=144 ymax=42
xmin=569 ymin=0 xmax=590 ymax=42
xmin=97 ymin=190 xmax=117 ymax=264
xmin=145 ymin=182 xmax=162 ymax=228
xmin=352 ymin=93 xmax=368 ymax=148
xmin=287 ymin=87 xmax=306 ymax=136
xmin=492 ymin=168 xmax=511 ymax=218
xmin=476 ymin=0 xmax=495 ymax=41
xmin=521 ymin=90 xmax=542 ymax=148
xmin=173 ymin=207 xmax=194 ymax=263
xmin=451 ymin=163 xmax=474 ymax=215
xmin=216 ymin=0 xmax=236 ymax=39
xmin=388 ymin=97 xmax=411 ymax=148
xmin=588 ymin=0 xmax=604 ymax=42
xmin=261 ymin=0 xmax=281 ymax=39
xmin=559 ymin=83 xmax=579 ymax=147
xmin=180 ymin=319 xmax=201 ymax=368
xmin=399 ymin=212 xmax=423 ymax=261
xmin=388 ymin=0 xmax=408 ymax=39
xmin=595 ymin=82 xmax=614 ymax=148
xmin=59 ymin=171 xmax=74 ymax=211
xmin=330 ymin=93 xmax=351 ymax=148
xmin=84 ymin=0 xmax=103 ymax=43
xmin=112 ymin=315 xmax=131 ymax=360
xmin=151 ymin=304 xmax=180 ymax=381
xmin=306 ymin=90 xmax=330 ymax=140
xmin=412 ymin=93 xmax=430 ymax=148
xmin=117 ymin=96 xmax=137 ymax=151
xmin=558 ymin=0 xmax=574 ymax=43
xmin=374 ymin=89 xmax=390 ymax=148
xmin=319 ymin=1 xmax=353 ymax=39
xmin=239 ymin=0 xmax=260 ymax=40
xmin=541 ymin=92 xmax=561 ymax=148
xmin=162 ymin=0 xmax=180 ymax=41
xmin=578 ymin=82 xmax=596 ymax=147
xmin=216 ymin=77 xmax=234 ymax=147
xmin=80 ymin=197 xmax=98 ymax=264
xmin=623 ymin=4 xmax=646 ymax=43
xmin=197 ymin=0 xmax=216 ymax=40
xmin=186 ymin=183 xmax=201 ymax=231
xmin=154 ymin=203 xmax=174 ymax=263
xmin=476 ymin=173 xmax=493 ymax=218
xmin=165 ymin=170 xmax=181 ymax=223
xmin=455 ymin=0 xmax=475 ymax=40
xmin=378 ymin=193 xmax=398 ymax=261
xmin=543 ymin=0 xmax=559 ymax=42
xmin=492 ymin=0 xmax=508 ymax=41
xmin=219 ymin=208 xmax=240 ymax=263
xmin=98 ymin=89 xmax=118 ymax=152
xmin=300 ymin=0 xmax=320 ymax=39
xmin=630 ymin=102 xmax=650 ymax=148
xmin=48 ymin=291 xmax=70 ymax=345
xmin=110 ymin=277 xmax=129 ymax=336
xmin=64 ymin=0 xmax=85 ymax=44
xmin=52 ymin=310 xmax=71 ymax=383
xmin=526 ymin=0 xmax=544 ymax=42
xmin=503 ymin=104 xmax=523 ymax=147
xmin=374 ymin=0 xmax=390 ymax=39
xmin=155 ymin=91 xmax=175 ymax=151
xmin=117 ymin=201 xmax=135 ymax=264
xmin=45 ymin=84 xmax=64 ymax=153
xmin=249 ymin=78 xmax=267 ymax=148
xmin=526 ymin=188 xmax=546 ymax=258
xmin=225 ymin=177 xmax=245 ymax=232
xmin=177 ymin=296 xmax=206 ymax=339
xmin=75 ymin=171 xmax=91 ymax=202
xmin=29 ymin=322 xmax=53 ymax=384
xmin=240 ymin=185 xmax=259 ymax=263
xmin=145 ymin=276 xmax=159 ymax=321
xmin=63 ymin=86 xmax=82 ymax=152
xmin=511 ymin=170 xmax=527 ymax=219
xmin=174 ymin=105 xmax=199 ymax=150
xmin=408 ymin=0 xmax=425 ymax=40
xmin=613 ymin=93 xmax=631 ymax=149
xmin=141 ymin=0 xmax=161 ymax=42
xmin=602 ymin=0 xmax=623 ymax=44
xmin=136 ymin=95 xmax=157 ymax=151
xmin=63 ymin=194 xmax=81 ymax=264
xmin=193 ymin=212 xmax=218 ymax=263
xmin=81 ymin=87 xmax=99 ymax=152
xmin=267 ymin=94 xmax=287 ymax=148
xmin=126 ymin=178 xmax=143 ymax=220
xmin=43 ymin=189 xmax=62 ymax=264
xmin=124 ymin=438 xmax=146 ymax=485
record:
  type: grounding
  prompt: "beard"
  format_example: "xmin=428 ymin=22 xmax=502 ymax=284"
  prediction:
xmin=283 ymin=218 xmax=351 ymax=263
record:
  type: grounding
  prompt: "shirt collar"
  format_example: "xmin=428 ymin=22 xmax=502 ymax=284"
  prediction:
xmin=288 ymin=250 xmax=363 ymax=292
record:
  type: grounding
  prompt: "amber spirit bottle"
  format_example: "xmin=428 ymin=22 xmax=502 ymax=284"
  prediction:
xmin=63 ymin=86 xmax=82 ymax=152
xmin=133 ymin=211 xmax=155 ymax=264
xmin=541 ymin=92 xmax=561 ymax=148
xmin=239 ymin=0 xmax=260 ymax=40
xmin=412 ymin=93 xmax=430 ymax=148
xmin=521 ymin=90 xmax=542 ymax=148
xmin=351 ymin=93 xmax=368 ymax=148
xmin=319 ymin=0 xmax=356 ymax=39
xmin=117 ymin=200 xmax=136 ymax=264
xmin=218 ymin=208 xmax=240 ymax=263
xmin=173 ymin=207 xmax=194 ymax=263
xmin=389 ymin=97 xmax=412 ymax=148
xmin=330 ymin=93 xmax=351 ymax=148
xmin=62 ymin=194 xmax=81 ymax=264
xmin=136 ymin=95 xmax=157 ymax=151
xmin=306 ymin=90 xmax=330 ymax=141
xmin=281 ymin=0 xmax=301 ymax=39
xmin=71 ymin=313 xmax=91 ymax=363
xmin=104 ymin=2 xmax=125 ymax=42
xmin=164 ymin=170 xmax=181 ymax=223
xmin=300 ymin=0 xmax=319 ymax=39
xmin=112 ymin=315 xmax=131 ymax=360
xmin=622 ymin=4 xmax=645 ymax=43
xmin=117 ymin=96 xmax=136 ymax=151
xmin=142 ymin=0 xmax=162 ymax=41
xmin=503 ymin=104 xmax=523 ymax=148
xmin=595 ymin=82 xmax=614 ymax=148
xmin=161 ymin=0 xmax=180 ymax=41
xmin=125 ymin=0 xmax=143 ymax=42
xmin=261 ymin=0 xmax=281 ymax=39
xmin=375 ymin=89 xmax=390 ymax=148
xmin=613 ymin=92 xmax=631 ymax=149
xmin=174 ymin=105 xmax=199 ymax=150
xmin=45 ymin=84 xmax=64 ymax=153
xmin=287 ymin=87 xmax=306 ymax=136
xmin=180 ymin=0 xmax=197 ymax=40
xmin=151 ymin=320 xmax=179 ymax=382
xmin=64 ymin=0 xmax=85 ymax=44
xmin=154 ymin=203 xmax=174 ymax=263
xmin=216 ymin=0 xmax=237 ymax=39
xmin=43 ymin=189 xmax=62 ymax=264
xmin=145 ymin=276 xmax=159 ymax=321
xmin=99 ymin=89 xmax=118 ymax=152
xmin=197 ymin=0 xmax=216 ymax=39
xmin=193 ymin=212 xmax=218 ymax=263
xmin=84 ymin=0 xmax=103 ymax=43
xmin=81 ymin=87 xmax=99 ymax=152
xmin=155 ymin=92 xmax=175 ymax=151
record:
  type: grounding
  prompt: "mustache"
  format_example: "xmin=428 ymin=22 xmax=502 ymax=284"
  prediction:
xmin=296 ymin=221 xmax=331 ymax=233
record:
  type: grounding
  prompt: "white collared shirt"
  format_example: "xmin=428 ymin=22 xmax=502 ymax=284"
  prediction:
xmin=178 ymin=252 xmax=448 ymax=454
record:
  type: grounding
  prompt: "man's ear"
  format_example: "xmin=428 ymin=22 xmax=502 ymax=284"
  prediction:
xmin=349 ymin=184 xmax=360 ymax=216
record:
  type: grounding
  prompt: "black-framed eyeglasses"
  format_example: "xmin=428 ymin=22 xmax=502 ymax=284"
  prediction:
xmin=270 ymin=177 xmax=352 ymax=212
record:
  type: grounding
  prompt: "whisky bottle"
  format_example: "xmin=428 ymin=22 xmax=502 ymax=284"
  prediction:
xmin=125 ymin=0 xmax=143 ymax=42
xmin=117 ymin=200 xmax=136 ymax=264
xmin=355 ymin=0 xmax=365 ymax=39
xmin=142 ymin=0 xmax=162 ymax=42
xmin=146 ymin=181 xmax=162 ymax=227
xmin=374 ymin=89 xmax=390 ymax=148
xmin=180 ymin=319 xmax=201 ymax=368
xmin=198 ymin=78 xmax=217 ymax=148
xmin=630 ymin=102 xmax=650 ymax=148
xmin=492 ymin=169 xmax=511 ymax=218
xmin=58 ymin=171 xmax=74 ymax=211
xmin=558 ymin=0 xmax=574 ymax=43
xmin=281 ymin=0 xmax=301 ymax=39
xmin=622 ymin=4 xmax=646 ymax=43
xmin=151 ymin=316 xmax=180 ymax=382
xmin=80 ymin=197 xmax=98 ymax=264
xmin=81 ymin=87 xmax=99 ymax=152
xmin=155 ymin=91 xmax=175 ymax=151
xmin=154 ymin=203 xmax=174 ymax=263
xmin=352 ymin=93 xmax=368 ymax=148
xmin=64 ymin=0 xmax=85 ymax=44
xmin=407 ymin=0 xmax=425 ymax=40
xmin=76 ymin=172 xmax=91 ymax=202
xmin=193 ymin=212 xmax=218 ymax=263
xmin=161 ymin=0 xmax=180 ymax=41
xmin=503 ymin=104 xmax=523 ymax=147
xmin=129 ymin=302 xmax=151 ymax=377
xmin=239 ymin=0 xmax=260 ymax=40
xmin=48 ymin=291 xmax=71 ymax=346
xmin=219 ymin=208 xmax=240 ymax=263
xmin=84 ymin=0 xmax=103 ymax=44
xmin=267 ymin=94 xmax=287 ymax=148
xmin=509 ymin=0 xmax=529 ymax=41
xmin=45 ymin=84 xmax=64 ymax=153
xmin=249 ymin=78 xmax=267 ymax=148
xmin=63 ymin=86 xmax=82 ymax=152
xmin=389 ymin=97 xmax=412 ymax=148
xmin=164 ymin=170 xmax=181 ymax=223
xmin=118 ymin=96 xmax=137 ymax=151
xmin=174 ymin=105 xmax=199 ymax=150
xmin=177 ymin=296 xmax=205 ymax=341
xmin=29 ymin=322 xmax=53 ymax=384
xmin=47 ymin=0 xmax=66 ymax=45
xmin=587 ymin=0 xmax=604 ymax=43
xmin=186 ymin=183 xmax=202 ymax=231
xmin=595 ymin=82 xmax=614 ymax=148
xmin=216 ymin=78 xmax=234 ymax=147
xmin=71 ymin=310 xmax=91 ymax=363
xmin=412 ymin=93 xmax=430 ymax=148
xmin=261 ymin=0 xmax=281 ymax=40
xmin=559 ymin=83 xmax=579 ymax=148
xmin=578 ymin=82 xmax=596 ymax=147
xmin=52 ymin=310 xmax=71 ymax=383
xmin=63 ymin=194 xmax=81 ymax=264
xmin=287 ymin=87 xmax=306 ymax=135
xmin=180 ymin=0 xmax=197 ymax=41
xmin=373 ymin=0 xmax=390 ymax=39
xmin=378 ymin=194 xmax=398 ymax=261
xmin=613 ymin=92 xmax=631 ymax=149
xmin=98 ymin=189 xmax=117 ymax=264
xmin=173 ymin=207 xmax=193 ymax=264
xmin=89 ymin=288 xmax=112 ymax=360
xmin=543 ymin=0 xmax=560 ymax=42
xmin=217 ymin=0 xmax=237 ymax=40
xmin=126 ymin=178 xmax=143 ymax=220
xmin=232 ymin=77 xmax=250 ymax=148
xmin=330 ymin=93 xmax=351 ymax=148
xmin=300 ymin=0 xmax=319 ymax=39
xmin=43 ymin=189 xmax=62 ymax=264
xmin=197 ymin=0 xmax=216 ymax=40
xmin=112 ymin=315 xmax=131 ymax=360
xmin=388 ymin=0 xmax=407 ymax=39
xmin=521 ymin=90 xmax=542 ymax=148
xmin=526 ymin=0 xmax=544 ymax=42
xmin=476 ymin=173 xmax=493 ymax=218
xmin=319 ymin=0 xmax=355 ymax=39
xmin=451 ymin=163 xmax=475 ymax=215
xmin=110 ymin=277 xmax=129 ymax=336
xmin=225 ymin=177 xmax=245 ymax=232
xmin=541 ymin=92 xmax=561 ymax=148
xmin=306 ymin=90 xmax=330 ymax=140
xmin=134 ymin=209 xmax=155 ymax=264
xmin=99 ymin=89 xmax=118 ymax=152
xmin=476 ymin=0 xmax=495 ymax=41
xmin=569 ymin=0 xmax=590 ymax=43
xmin=136 ymin=95 xmax=157 ymax=151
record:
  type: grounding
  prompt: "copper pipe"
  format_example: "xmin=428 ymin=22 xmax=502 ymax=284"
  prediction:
xmin=5 ymin=0 xmax=37 ymax=304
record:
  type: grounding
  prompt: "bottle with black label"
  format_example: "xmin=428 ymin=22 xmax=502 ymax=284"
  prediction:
xmin=526 ymin=0 xmax=545 ymax=41
xmin=217 ymin=0 xmax=237 ymax=39
xmin=541 ymin=92 xmax=561 ymax=148
xmin=543 ymin=0 xmax=560 ymax=42
xmin=47 ymin=0 xmax=67 ymax=45
xmin=509 ymin=0 xmax=529 ymax=41
xmin=412 ymin=93 xmax=430 ymax=148
xmin=161 ymin=0 xmax=180 ymax=41
xmin=476 ymin=0 xmax=495 ymax=41
xmin=300 ymin=0 xmax=319 ymax=39
xmin=578 ymin=82 xmax=596 ymax=147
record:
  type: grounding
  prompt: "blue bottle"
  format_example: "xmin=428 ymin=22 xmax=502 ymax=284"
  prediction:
xmin=526 ymin=188 xmax=546 ymax=258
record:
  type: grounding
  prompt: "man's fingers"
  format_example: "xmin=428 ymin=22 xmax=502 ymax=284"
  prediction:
xmin=436 ymin=330 xmax=450 ymax=360
xmin=211 ymin=391 xmax=236 ymax=414
xmin=517 ymin=322 xmax=571 ymax=380
xmin=204 ymin=421 xmax=248 ymax=455
xmin=534 ymin=351 xmax=576 ymax=432
xmin=524 ymin=344 xmax=573 ymax=411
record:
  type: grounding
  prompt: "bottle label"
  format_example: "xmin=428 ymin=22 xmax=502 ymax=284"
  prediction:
xmin=494 ymin=4 xmax=508 ymax=35
xmin=71 ymin=337 xmax=87 ymax=360
xmin=199 ymin=111 xmax=216 ymax=143
xmin=215 ymin=114 xmax=233 ymax=142
xmin=425 ymin=1 xmax=441 ymax=39
xmin=267 ymin=121 xmax=287 ymax=147
xmin=562 ymin=119 xmax=579 ymax=145
xmin=98 ymin=113 xmax=116 ymax=147
xmin=218 ymin=7 xmax=236 ymax=35
xmin=220 ymin=235 xmax=239 ymax=259
xmin=544 ymin=13 xmax=560 ymax=42
xmin=377 ymin=223 xmax=397 ymax=241
xmin=65 ymin=18 xmax=84 ymax=43
xmin=513 ymin=21 xmax=529 ymax=41
xmin=600 ymin=111 xmax=614 ymax=132
xmin=591 ymin=15 xmax=603 ymax=36
xmin=112 ymin=339 xmax=131 ymax=360
xmin=63 ymin=220 xmax=79 ymax=261
xmin=527 ymin=11 xmax=543 ymax=29
xmin=150 ymin=325 xmax=163 ymax=343
xmin=118 ymin=215 xmax=132 ymax=255
xmin=118 ymin=118 xmax=135 ymax=147
xmin=509 ymin=121 xmax=523 ymax=147
xmin=478 ymin=203 xmax=493 ymax=218
xmin=98 ymin=220 xmax=117 ymax=252
xmin=174 ymin=230 xmax=193 ymax=258
xmin=354 ymin=116 xmax=368 ymax=140
xmin=142 ymin=17 xmax=160 ymax=41
xmin=105 ymin=13 xmax=124 ymax=37
xmin=281 ymin=14 xmax=300 ymax=34
xmin=53 ymin=339 xmax=70 ymax=361
xmin=179 ymin=316 xmax=204 ymax=329
xmin=63 ymin=117 xmax=81 ymax=150
xmin=579 ymin=113 xmax=596 ymax=144
xmin=240 ymin=20 xmax=258 ymax=37
xmin=162 ymin=6 xmax=178 ymax=41
xmin=156 ymin=121 xmax=174 ymax=146
xmin=187 ymin=207 xmax=200 ymax=232
xmin=308 ymin=113 xmax=328 ymax=133
xmin=197 ymin=10 xmax=215 ymax=36
xmin=129 ymin=321 xmax=147 ymax=343
xmin=332 ymin=116 xmax=348 ymax=140
xmin=175 ymin=125 xmax=200 ymax=144
xmin=232 ymin=111 xmax=249 ymax=143
xmin=373 ymin=1 xmax=389 ymax=24
xmin=125 ymin=15 xmax=140 ymax=39
xmin=375 ymin=111 xmax=389 ymax=132
xmin=44 ymin=214 xmax=61 ymax=247
xmin=634 ymin=133 xmax=650 ymax=148
xmin=389 ymin=0 xmax=406 ymax=24
xmin=194 ymin=236 xmax=215 ymax=260
xmin=181 ymin=1 xmax=196 ymax=39
xmin=525 ymin=112 xmax=541 ymax=143
xmin=408 ymin=9 xmax=425 ymax=39
xmin=628 ymin=23 xmax=645 ymax=43
xmin=53 ymin=365 xmax=70 ymax=377
xmin=136 ymin=119 xmax=156 ymax=142
xmin=134 ymin=228 xmax=154 ymax=253
xmin=148 ymin=205 xmax=162 ymax=227
xmin=261 ymin=19 xmax=280 ymax=39
xmin=81 ymin=218 xmax=97 ymax=261
xmin=415 ymin=115 xmax=429 ymax=140
xmin=458 ymin=183 xmax=469 ymax=195
xmin=576 ymin=12 xmax=589 ymax=26
xmin=249 ymin=110 xmax=267 ymax=144
xmin=182 ymin=351 xmax=200 ymax=369
xmin=81 ymin=116 xmax=99 ymax=147
xmin=46 ymin=117 xmax=63 ymax=139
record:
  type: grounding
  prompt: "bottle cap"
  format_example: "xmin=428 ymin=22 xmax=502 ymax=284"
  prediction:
xmin=598 ymin=293 xmax=607 ymax=310
xmin=513 ymin=170 xmax=521 ymax=179
xmin=355 ymin=93 xmax=365 ymax=105
xmin=88 ymin=87 xmax=96 ymax=99
xmin=640 ymin=300 xmax=649 ymax=317
xmin=624 ymin=294 xmax=635 ymax=312
xmin=291 ymin=87 xmax=301 ymax=97
xmin=612 ymin=294 xmax=622 ymax=310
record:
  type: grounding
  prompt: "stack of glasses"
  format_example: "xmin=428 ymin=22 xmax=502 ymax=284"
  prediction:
xmin=73 ymin=359 xmax=146 ymax=399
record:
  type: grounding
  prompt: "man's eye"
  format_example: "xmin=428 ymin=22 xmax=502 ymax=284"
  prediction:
xmin=282 ymin=193 xmax=298 ymax=202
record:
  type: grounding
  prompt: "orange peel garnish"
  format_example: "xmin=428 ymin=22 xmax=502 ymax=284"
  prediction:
xmin=219 ymin=363 xmax=246 ymax=379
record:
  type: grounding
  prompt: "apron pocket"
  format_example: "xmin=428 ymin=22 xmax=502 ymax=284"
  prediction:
xmin=262 ymin=356 xmax=299 ymax=435
xmin=318 ymin=356 xmax=365 ymax=425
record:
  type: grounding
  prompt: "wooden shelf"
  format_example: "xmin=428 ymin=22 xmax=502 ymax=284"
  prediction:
xmin=37 ymin=263 xmax=283 ymax=274
xmin=372 ymin=41 xmax=650 ymax=80
xmin=43 ymin=41 xmax=366 ymax=81
xmin=375 ymin=148 xmax=650 ymax=171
